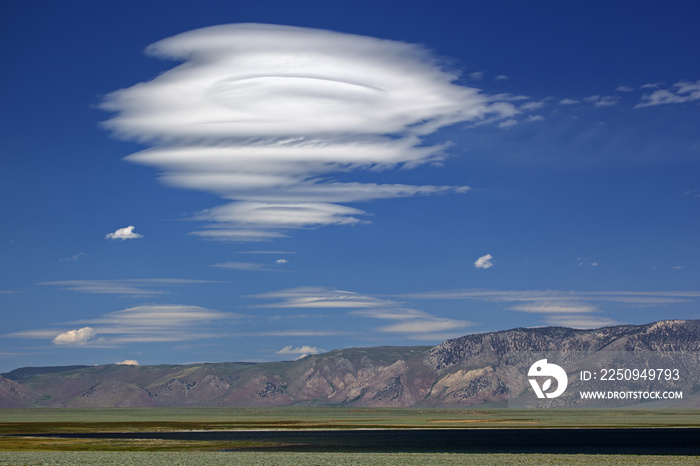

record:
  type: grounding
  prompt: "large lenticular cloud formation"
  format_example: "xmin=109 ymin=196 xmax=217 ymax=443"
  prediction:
xmin=102 ymin=24 xmax=517 ymax=241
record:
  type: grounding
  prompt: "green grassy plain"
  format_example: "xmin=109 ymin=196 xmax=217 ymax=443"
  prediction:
xmin=1 ymin=407 xmax=699 ymax=435
xmin=1 ymin=451 xmax=698 ymax=465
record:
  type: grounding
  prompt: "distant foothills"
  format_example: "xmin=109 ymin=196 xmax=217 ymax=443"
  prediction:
xmin=1 ymin=320 xmax=698 ymax=409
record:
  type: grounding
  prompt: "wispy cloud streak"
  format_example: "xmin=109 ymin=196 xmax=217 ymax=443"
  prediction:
xmin=636 ymin=80 xmax=700 ymax=107
xmin=9 ymin=305 xmax=242 ymax=346
xmin=41 ymin=278 xmax=218 ymax=296
xmin=249 ymin=286 xmax=472 ymax=338
xmin=211 ymin=261 xmax=285 ymax=272
xmin=398 ymin=289 xmax=700 ymax=329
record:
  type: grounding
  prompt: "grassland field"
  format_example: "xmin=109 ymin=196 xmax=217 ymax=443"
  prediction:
xmin=1 ymin=451 xmax=699 ymax=465
xmin=1 ymin=407 xmax=699 ymax=433
xmin=0 ymin=408 xmax=697 ymax=464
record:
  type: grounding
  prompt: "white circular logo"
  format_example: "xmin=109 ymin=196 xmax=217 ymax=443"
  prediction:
xmin=528 ymin=359 xmax=568 ymax=399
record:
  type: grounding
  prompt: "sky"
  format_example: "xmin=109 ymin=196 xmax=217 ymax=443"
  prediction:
xmin=1 ymin=0 xmax=699 ymax=371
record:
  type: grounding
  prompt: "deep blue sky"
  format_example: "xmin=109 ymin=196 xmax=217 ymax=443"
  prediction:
xmin=1 ymin=1 xmax=698 ymax=371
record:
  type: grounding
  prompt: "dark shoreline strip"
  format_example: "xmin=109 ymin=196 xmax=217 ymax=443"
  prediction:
xmin=20 ymin=428 xmax=700 ymax=455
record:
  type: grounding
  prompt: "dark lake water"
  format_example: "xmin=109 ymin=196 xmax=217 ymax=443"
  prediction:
xmin=38 ymin=428 xmax=700 ymax=454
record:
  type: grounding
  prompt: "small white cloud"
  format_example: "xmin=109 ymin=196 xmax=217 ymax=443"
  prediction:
xmin=559 ymin=98 xmax=580 ymax=105
xmin=474 ymin=254 xmax=494 ymax=269
xmin=53 ymin=327 xmax=97 ymax=345
xmin=469 ymin=71 xmax=484 ymax=80
xmin=105 ymin=226 xmax=142 ymax=240
xmin=115 ymin=359 xmax=139 ymax=365
xmin=526 ymin=115 xmax=545 ymax=122
xmin=275 ymin=259 xmax=288 ymax=264
xmin=277 ymin=345 xmax=323 ymax=355
xmin=276 ymin=345 xmax=323 ymax=359
xmin=495 ymin=75 xmax=509 ymax=81
xmin=616 ymin=85 xmax=634 ymax=92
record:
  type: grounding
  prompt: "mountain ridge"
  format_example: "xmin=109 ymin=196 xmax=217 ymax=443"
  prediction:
xmin=2 ymin=319 xmax=698 ymax=408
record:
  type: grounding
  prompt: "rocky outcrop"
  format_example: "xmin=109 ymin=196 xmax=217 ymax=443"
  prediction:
xmin=425 ymin=320 xmax=700 ymax=373
xmin=70 ymin=381 xmax=154 ymax=408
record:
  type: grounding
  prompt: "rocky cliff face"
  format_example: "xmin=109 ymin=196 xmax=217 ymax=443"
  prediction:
xmin=2 ymin=320 xmax=698 ymax=408
xmin=421 ymin=320 xmax=700 ymax=406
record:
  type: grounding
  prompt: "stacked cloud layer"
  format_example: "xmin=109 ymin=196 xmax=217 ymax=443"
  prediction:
xmin=102 ymin=24 xmax=519 ymax=240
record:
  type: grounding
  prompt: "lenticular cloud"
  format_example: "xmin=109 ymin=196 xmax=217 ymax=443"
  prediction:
xmin=102 ymin=24 xmax=517 ymax=241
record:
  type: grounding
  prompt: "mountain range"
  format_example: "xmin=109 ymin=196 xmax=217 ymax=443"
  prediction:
xmin=1 ymin=319 xmax=698 ymax=408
